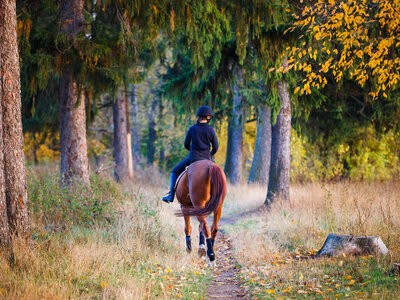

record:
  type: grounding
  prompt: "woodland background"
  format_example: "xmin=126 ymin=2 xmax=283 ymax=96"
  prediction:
xmin=20 ymin=1 xmax=400 ymax=184
xmin=0 ymin=0 xmax=400 ymax=299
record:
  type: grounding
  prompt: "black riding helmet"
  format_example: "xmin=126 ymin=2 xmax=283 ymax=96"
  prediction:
xmin=197 ymin=106 xmax=213 ymax=118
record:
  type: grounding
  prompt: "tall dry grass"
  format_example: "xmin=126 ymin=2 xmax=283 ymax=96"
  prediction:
xmin=222 ymin=181 xmax=400 ymax=298
xmin=223 ymin=181 xmax=400 ymax=264
xmin=0 ymin=166 xmax=209 ymax=299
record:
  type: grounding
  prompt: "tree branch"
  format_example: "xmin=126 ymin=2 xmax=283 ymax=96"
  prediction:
xmin=89 ymin=127 xmax=113 ymax=134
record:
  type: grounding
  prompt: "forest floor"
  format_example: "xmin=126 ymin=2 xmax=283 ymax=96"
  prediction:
xmin=1 ymin=165 xmax=400 ymax=299
xmin=0 ymin=166 xmax=214 ymax=299
xmin=218 ymin=183 xmax=400 ymax=299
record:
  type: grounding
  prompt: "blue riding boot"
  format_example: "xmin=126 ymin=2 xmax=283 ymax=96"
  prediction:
xmin=162 ymin=173 xmax=177 ymax=203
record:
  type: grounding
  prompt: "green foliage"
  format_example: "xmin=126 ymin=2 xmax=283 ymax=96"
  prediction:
xmin=291 ymin=129 xmax=322 ymax=182
xmin=28 ymin=170 xmax=119 ymax=227
xmin=174 ymin=1 xmax=231 ymax=69
xmin=346 ymin=127 xmax=400 ymax=180
xmin=291 ymin=127 xmax=400 ymax=182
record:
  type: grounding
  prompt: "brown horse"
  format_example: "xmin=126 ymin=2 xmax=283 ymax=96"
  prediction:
xmin=175 ymin=160 xmax=227 ymax=266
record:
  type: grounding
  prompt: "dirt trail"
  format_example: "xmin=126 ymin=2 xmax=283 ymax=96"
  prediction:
xmin=206 ymin=231 xmax=247 ymax=299
xmin=205 ymin=207 xmax=266 ymax=299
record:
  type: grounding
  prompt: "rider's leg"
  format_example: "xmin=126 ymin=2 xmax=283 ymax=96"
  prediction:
xmin=162 ymin=157 xmax=191 ymax=203
xmin=162 ymin=172 xmax=178 ymax=203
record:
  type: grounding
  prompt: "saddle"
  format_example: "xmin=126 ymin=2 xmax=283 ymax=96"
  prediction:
xmin=174 ymin=167 xmax=189 ymax=190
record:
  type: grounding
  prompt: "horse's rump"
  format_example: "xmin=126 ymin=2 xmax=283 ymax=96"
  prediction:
xmin=177 ymin=161 xmax=227 ymax=217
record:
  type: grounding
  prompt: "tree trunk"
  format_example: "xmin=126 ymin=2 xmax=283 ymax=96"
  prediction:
xmin=158 ymin=99 xmax=165 ymax=170
xmin=266 ymin=79 xmax=291 ymax=204
xmin=0 ymin=0 xmax=31 ymax=243
xmin=147 ymin=98 xmax=157 ymax=165
xmin=227 ymin=66 xmax=244 ymax=185
xmin=0 ymin=102 xmax=10 ymax=250
xmin=317 ymin=234 xmax=389 ymax=257
xmin=125 ymin=86 xmax=134 ymax=178
xmin=248 ymin=105 xmax=271 ymax=186
xmin=59 ymin=0 xmax=90 ymax=185
xmin=391 ymin=263 xmax=400 ymax=275
xmin=224 ymin=121 xmax=232 ymax=177
xmin=130 ymin=84 xmax=141 ymax=169
xmin=113 ymin=88 xmax=133 ymax=182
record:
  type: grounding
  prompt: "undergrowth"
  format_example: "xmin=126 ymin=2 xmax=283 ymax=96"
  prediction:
xmin=0 ymin=166 xmax=211 ymax=299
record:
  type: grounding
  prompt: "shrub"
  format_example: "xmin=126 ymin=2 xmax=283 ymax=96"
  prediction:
xmin=27 ymin=170 xmax=119 ymax=228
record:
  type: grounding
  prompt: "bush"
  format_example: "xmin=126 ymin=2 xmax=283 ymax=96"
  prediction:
xmin=27 ymin=170 xmax=120 ymax=228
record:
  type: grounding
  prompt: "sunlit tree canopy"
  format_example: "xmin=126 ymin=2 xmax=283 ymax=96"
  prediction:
xmin=283 ymin=0 xmax=400 ymax=98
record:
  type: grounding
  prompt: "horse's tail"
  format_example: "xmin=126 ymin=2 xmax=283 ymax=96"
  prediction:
xmin=178 ymin=164 xmax=226 ymax=217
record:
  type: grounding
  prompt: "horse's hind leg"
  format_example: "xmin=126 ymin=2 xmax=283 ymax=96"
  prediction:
xmin=184 ymin=215 xmax=192 ymax=253
xmin=198 ymin=215 xmax=215 ymax=265
xmin=197 ymin=217 xmax=207 ymax=257
xmin=211 ymin=205 xmax=222 ymax=242
xmin=198 ymin=231 xmax=206 ymax=256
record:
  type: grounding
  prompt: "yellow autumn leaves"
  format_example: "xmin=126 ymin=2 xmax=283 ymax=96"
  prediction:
xmin=281 ymin=0 xmax=400 ymax=98
xmin=240 ymin=251 xmax=378 ymax=299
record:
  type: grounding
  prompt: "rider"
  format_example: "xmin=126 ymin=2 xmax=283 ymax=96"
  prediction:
xmin=162 ymin=106 xmax=219 ymax=203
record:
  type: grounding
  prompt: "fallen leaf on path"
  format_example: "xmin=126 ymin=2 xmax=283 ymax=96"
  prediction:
xmin=282 ymin=286 xmax=292 ymax=293
xmin=345 ymin=280 xmax=355 ymax=286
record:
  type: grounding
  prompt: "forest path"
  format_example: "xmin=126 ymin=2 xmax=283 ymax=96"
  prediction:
xmin=206 ymin=230 xmax=247 ymax=299
xmin=205 ymin=207 xmax=266 ymax=300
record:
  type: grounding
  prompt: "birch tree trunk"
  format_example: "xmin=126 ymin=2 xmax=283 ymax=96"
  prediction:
xmin=113 ymin=88 xmax=133 ymax=182
xmin=226 ymin=66 xmax=244 ymax=185
xmin=266 ymin=79 xmax=291 ymax=204
xmin=59 ymin=0 xmax=90 ymax=185
xmin=248 ymin=105 xmax=272 ymax=186
xmin=125 ymin=87 xmax=134 ymax=178
xmin=0 ymin=0 xmax=30 ymax=243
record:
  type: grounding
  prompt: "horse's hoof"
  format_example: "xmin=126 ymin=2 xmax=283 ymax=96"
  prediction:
xmin=208 ymin=259 xmax=217 ymax=269
xmin=208 ymin=252 xmax=215 ymax=261
xmin=198 ymin=244 xmax=206 ymax=257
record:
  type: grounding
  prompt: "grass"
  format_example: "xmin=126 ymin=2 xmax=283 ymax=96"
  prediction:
xmin=1 ymin=162 xmax=399 ymax=299
xmin=222 ymin=181 xmax=400 ymax=299
xmin=0 ymin=165 xmax=212 ymax=299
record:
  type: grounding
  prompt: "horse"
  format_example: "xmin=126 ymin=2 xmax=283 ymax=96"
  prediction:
xmin=175 ymin=159 xmax=227 ymax=267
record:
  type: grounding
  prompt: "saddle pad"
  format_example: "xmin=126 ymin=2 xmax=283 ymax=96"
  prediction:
xmin=174 ymin=167 xmax=189 ymax=190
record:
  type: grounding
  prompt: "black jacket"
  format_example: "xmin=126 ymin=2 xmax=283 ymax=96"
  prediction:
xmin=184 ymin=123 xmax=219 ymax=161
